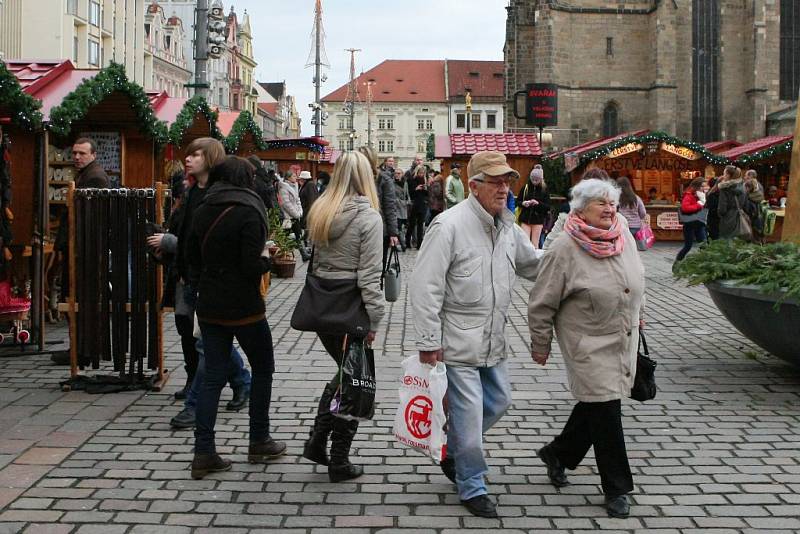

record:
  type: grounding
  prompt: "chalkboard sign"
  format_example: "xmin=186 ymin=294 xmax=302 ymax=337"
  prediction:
xmin=79 ymin=131 xmax=121 ymax=173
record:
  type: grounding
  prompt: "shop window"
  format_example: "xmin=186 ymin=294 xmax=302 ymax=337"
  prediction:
xmin=602 ymin=102 xmax=619 ymax=137
xmin=456 ymin=113 xmax=466 ymax=128
xmin=487 ymin=113 xmax=497 ymax=129
xmin=780 ymin=0 xmax=800 ymax=100
xmin=692 ymin=0 xmax=720 ymax=143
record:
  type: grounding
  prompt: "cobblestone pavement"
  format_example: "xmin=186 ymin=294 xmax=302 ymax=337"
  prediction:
xmin=0 ymin=243 xmax=799 ymax=533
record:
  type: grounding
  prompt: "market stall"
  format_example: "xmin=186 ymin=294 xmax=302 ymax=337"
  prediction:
xmin=718 ymin=135 xmax=793 ymax=242
xmin=548 ymin=131 xmax=730 ymax=241
xmin=163 ymin=95 xmax=223 ymax=156
xmin=435 ymin=133 xmax=542 ymax=196
xmin=318 ymin=146 xmax=340 ymax=175
xmin=252 ymin=136 xmax=328 ymax=176
xmin=218 ymin=110 xmax=267 ymax=156
xmin=0 ymin=60 xmax=47 ymax=350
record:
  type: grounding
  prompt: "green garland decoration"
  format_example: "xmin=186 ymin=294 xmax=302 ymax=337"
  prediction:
xmin=0 ymin=61 xmax=43 ymax=131
xmin=540 ymin=156 xmax=569 ymax=197
xmin=48 ymin=62 xmax=168 ymax=145
xmin=265 ymin=138 xmax=326 ymax=153
xmin=736 ymin=139 xmax=793 ymax=166
xmin=545 ymin=130 xmax=732 ymax=167
xmin=223 ymin=110 xmax=266 ymax=153
xmin=425 ymin=133 xmax=435 ymax=161
xmin=168 ymin=95 xmax=222 ymax=146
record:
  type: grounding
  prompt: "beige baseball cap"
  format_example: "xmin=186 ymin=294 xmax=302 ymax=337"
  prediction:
xmin=466 ymin=151 xmax=520 ymax=180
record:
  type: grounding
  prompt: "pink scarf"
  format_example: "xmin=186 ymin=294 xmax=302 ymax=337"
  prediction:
xmin=564 ymin=213 xmax=625 ymax=258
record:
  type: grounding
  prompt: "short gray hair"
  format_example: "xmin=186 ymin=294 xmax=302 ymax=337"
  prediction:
xmin=468 ymin=172 xmax=486 ymax=184
xmin=569 ymin=178 xmax=621 ymax=212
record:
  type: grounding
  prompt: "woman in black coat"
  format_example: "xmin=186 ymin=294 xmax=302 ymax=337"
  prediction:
xmin=516 ymin=165 xmax=551 ymax=248
xmin=187 ymin=156 xmax=285 ymax=479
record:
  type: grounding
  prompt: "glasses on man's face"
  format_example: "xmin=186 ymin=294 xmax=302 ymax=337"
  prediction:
xmin=474 ymin=177 xmax=512 ymax=189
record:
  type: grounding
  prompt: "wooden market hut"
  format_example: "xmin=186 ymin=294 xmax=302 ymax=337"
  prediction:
xmin=218 ymin=110 xmax=266 ymax=156
xmin=162 ymin=95 xmax=223 ymax=156
xmin=435 ymin=133 xmax=542 ymax=196
xmin=252 ymin=137 xmax=329 ymax=176
xmin=547 ymin=130 xmax=731 ymax=241
xmin=0 ymin=60 xmax=47 ymax=350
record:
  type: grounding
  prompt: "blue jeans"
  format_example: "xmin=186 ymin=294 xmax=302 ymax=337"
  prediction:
xmin=181 ymin=282 xmax=250 ymax=411
xmin=676 ymin=221 xmax=707 ymax=261
xmin=194 ymin=319 xmax=276 ymax=454
xmin=445 ymin=360 xmax=512 ymax=500
xmin=184 ymin=335 xmax=251 ymax=410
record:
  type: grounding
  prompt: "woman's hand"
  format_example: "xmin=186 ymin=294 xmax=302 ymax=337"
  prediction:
xmin=146 ymin=233 xmax=165 ymax=250
xmin=366 ymin=331 xmax=377 ymax=346
xmin=531 ymin=350 xmax=549 ymax=366
xmin=639 ymin=319 xmax=645 ymax=330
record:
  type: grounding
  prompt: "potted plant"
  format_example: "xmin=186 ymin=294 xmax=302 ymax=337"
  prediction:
xmin=673 ymin=239 xmax=800 ymax=366
xmin=270 ymin=223 xmax=300 ymax=278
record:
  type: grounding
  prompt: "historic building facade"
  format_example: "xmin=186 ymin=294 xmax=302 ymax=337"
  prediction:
xmin=145 ymin=3 xmax=192 ymax=97
xmin=505 ymin=0 xmax=800 ymax=149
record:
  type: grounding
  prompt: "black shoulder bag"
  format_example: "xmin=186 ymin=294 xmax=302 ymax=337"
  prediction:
xmin=290 ymin=247 xmax=370 ymax=336
xmin=630 ymin=331 xmax=657 ymax=402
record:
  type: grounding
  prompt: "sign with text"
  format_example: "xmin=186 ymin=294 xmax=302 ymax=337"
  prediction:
xmin=661 ymin=142 xmax=702 ymax=160
xmin=656 ymin=211 xmax=683 ymax=230
xmin=525 ymin=83 xmax=558 ymax=126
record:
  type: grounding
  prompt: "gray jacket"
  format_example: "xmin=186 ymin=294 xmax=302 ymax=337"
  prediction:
xmin=717 ymin=178 xmax=749 ymax=239
xmin=279 ymin=180 xmax=303 ymax=220
xmin=377 ymin=171 xmax=399 ymax=237
xmin=410 ymin=195 xmax=542 ymax=368
xmin=312 ymin=196 xmax=385 ymax=330
xmin=394 ymin=179 xmax=409 ymax=220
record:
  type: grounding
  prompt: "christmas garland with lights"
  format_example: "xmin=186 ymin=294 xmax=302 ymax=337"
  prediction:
xmin=0 ymin=61 xmax=43 ymax=131
xmin=265 ymin=138 xmax=326 ymax=153
xmin=736 ymin=139 xmax=793 ymax=166
xmin=48 ymin=62 xmax=168 ymax=145
xmin=223 ymin=110 xmax=267 ymax=153
xmin=546 ymin=130 xmax=732 ymax=167
xmin=169 ymin=95 xmax=222 ymax=146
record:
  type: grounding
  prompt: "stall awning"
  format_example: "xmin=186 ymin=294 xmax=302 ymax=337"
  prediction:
xmin=720 ymin=135 xmax=793 ymax=161
xmin=703 ymin=140 xmax=741 ymax=154
xmin=546 ymin=129 xmax=650 ymax=160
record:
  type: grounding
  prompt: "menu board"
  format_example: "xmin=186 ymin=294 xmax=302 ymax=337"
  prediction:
xmin=80 ymin=131 xmax=121 ymax=173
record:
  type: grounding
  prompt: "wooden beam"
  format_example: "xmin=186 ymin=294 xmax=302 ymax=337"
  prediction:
xmin=784 ymin=104 xmax=800 ymax=244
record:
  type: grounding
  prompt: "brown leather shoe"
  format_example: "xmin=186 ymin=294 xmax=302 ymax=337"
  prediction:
xmin=248 ymin=439 xmax=287 ymax=464
xmin=191 ymin=453 xmax=232 ymax=480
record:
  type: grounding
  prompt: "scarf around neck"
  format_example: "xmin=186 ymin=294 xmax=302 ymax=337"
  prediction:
xmin=564 ymin=212 xmax=624 ymax=258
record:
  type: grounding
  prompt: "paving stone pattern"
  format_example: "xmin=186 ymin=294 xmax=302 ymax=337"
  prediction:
xmin=0 ymin=243 xmax=798 ymax=533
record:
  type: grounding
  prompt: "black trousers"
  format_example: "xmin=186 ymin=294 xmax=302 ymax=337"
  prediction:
xmin=406 ymin=210 xmax=426 ymax=249
xmin=548 ymin=399 xmax=633 ymax=496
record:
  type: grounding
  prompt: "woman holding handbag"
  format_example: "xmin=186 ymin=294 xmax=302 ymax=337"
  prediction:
xmin=301 ymin=151 xmax=384 ymax=482
xmin=717 ymin=165 xmax=753 ymax=241
xmin=528 ymin=178 xmax=645 ymax=519
xmin=675 ymin=177 xmax=708 ymax=262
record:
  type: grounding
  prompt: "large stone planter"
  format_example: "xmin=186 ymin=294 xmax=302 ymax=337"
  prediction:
xmin=706 ymin=280 xmax=800 ymax=366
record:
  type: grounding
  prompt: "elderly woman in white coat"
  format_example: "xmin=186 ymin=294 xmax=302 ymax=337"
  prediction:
xmin=528 ymin=178 xmax=645 ymax=519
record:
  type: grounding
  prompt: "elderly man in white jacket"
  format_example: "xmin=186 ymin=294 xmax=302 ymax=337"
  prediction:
xmin=410 ymin=151 xmax=542 ymax=519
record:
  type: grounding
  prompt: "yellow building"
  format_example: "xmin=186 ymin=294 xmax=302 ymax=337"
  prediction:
xmin=236 ymin=10 xmax=258 ymax=117
xmin=0 ymin=0 xmax=149 ymax=88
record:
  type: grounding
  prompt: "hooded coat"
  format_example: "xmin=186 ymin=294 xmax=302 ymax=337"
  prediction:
xmin=187 ymin=183 xmax=271 ymax=323
xmin=311 ymin=196 xmax=385 ymax=330
xmin=717 ymin=178 xmax=750 ymax=239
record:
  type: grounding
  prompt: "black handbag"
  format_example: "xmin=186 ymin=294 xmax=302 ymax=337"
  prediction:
xmin=290 ymin=247 xmax=370 ymax=336
xmin=381 ymin=245 xmax=401 ymax=302
xmin=330 ymin=335 xmax=376 ymax=421
xmin=630 ymin=331 xmax=657 ymax=402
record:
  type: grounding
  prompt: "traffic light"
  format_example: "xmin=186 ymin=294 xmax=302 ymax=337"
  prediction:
xmin=207 ymin=5 xmax=226 ymax=59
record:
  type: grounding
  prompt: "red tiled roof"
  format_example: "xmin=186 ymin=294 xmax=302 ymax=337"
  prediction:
xmin=703 ymin=140 xmax=741 ymax=153
xmin=445 ymin=133 xmax=542 ymax=157
xmin=446 ymin=60 xmax=504 ymax=100
xmin=4 ymin=60 xmax=75 ymax=97
xmin=258 ymin=102 xmax=278 ymax=116
xmin=547 ymin=129 xmax=650 ymax=159
xmin=322 ymin=60 xmax=446 ymax=103
xmin=720 ymin=135 xmax=793 ymax=160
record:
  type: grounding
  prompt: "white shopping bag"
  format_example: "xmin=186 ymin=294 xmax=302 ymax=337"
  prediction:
xmin=392 ymin=355 xmax=448 ymax=463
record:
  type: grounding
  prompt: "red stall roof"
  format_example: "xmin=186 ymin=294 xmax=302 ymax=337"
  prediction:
xmin=438 ymin=133 xmax=542 ymax=158
xmin=703 ymin=140 xmax=742 ymax=153
xmin=720 ymin=135 xmax=793 ymax=160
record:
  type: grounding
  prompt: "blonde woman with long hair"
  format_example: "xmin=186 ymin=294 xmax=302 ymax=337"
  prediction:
xmin=301 ymin=151 xmax=384 ymax=483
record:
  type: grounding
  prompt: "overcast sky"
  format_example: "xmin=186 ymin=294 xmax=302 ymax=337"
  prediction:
xmin=231 ymin=0 xmax=508 ymax=135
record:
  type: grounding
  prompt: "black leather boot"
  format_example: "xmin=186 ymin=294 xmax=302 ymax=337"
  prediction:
xmin=174 ymin=365 xmax=195 ymax=400
xmin=303 ymin=384 xmax=335 ymax=466
xmin=328 ymin=418 xmax=363 ymax=482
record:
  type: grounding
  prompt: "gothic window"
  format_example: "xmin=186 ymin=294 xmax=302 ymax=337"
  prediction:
xmin=780 ymin=0 xmax=800 ymax=100
xmin=692 ymin=0 xmax=720 ymax=143
xmin=602 ymin=102 xmax=619 ymax=137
